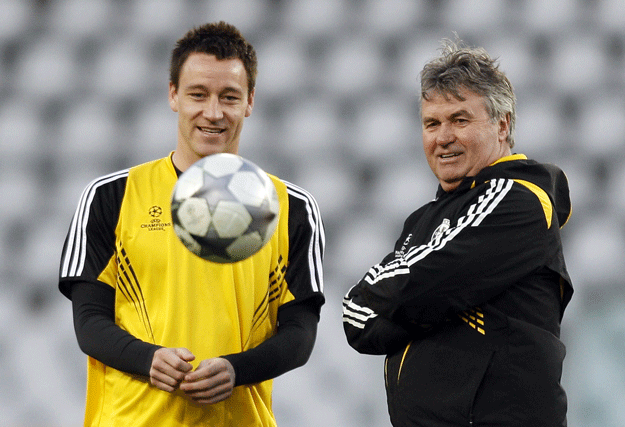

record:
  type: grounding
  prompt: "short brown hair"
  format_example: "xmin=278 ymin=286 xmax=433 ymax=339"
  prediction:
xmin=170 ymin=21 xmax=257 ymax=94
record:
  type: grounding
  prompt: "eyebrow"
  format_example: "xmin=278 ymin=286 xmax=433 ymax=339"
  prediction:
xmin=184 ymin=84 xmax=244 ymax=95
xmin=449 ymin=109 xmax=473 ymax=119
xmin=422 ymin=109 xmax=475 ymax=126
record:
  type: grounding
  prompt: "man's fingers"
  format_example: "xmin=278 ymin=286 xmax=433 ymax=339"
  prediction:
xmin=160 ymin=348 xmax=195 ymax=372
xmin=181 ymin=370 xmax=230 ymax=391
xmin=174 ymin=347 xmax=196 ymax=363
xmin=184 ymin=358 xmax=233 ymax=382
xmin=181 ymin=377 xmax=233 ymax=404
xmin=188 ymin=384 xmax=233 ymax=404
xmin=179 ymin=358 xmax=236 ymax=404
xmin=150 ymin=347 xmax=196 ymax=392
xmin=152 ymin=348 xmax=194 ymax=372
xmin=150 ymin=371 xmax=180 ymax=392
xmin=150 ymin=363 xmax=186 ymax=391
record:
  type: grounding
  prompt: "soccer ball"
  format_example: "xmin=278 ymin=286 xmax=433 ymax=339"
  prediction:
xmin=171 ymin=153 xmax=279 ymax=263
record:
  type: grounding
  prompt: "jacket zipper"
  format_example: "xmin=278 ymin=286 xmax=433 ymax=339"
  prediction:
xmin=384 ymin=357 xmax=388 ymax=389
xmin=396 ymin=341 xmax=413 ymax=384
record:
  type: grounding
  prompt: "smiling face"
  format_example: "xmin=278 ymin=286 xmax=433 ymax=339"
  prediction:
xmin=169 ymin=52 xmax=254 ymax=171
xmin=421 ymin=88 xmax=511 ymax=192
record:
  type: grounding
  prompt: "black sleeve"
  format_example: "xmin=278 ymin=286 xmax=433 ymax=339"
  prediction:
xmin=71 ymin=281 xmax=161 ymax=376
xmin=342 ymin=211 xmax=428 ymax=355
xmin=59 ymin=175 xmax=127 ymax=299
xmin=343 ymin=287 xmax=413 ymax=355
xmin=222 ymin=299 xmax=319 ymax=386
xmin=283 ymin=185 xmax=325 ymax=304
xmin=348 ymin=179 xmax=553 ymax=329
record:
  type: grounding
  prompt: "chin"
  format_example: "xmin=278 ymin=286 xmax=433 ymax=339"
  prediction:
xmin=438 ymin=175 xmax=464 ymax=191
xmin=194 ymin=142 xmax=226 ymax=156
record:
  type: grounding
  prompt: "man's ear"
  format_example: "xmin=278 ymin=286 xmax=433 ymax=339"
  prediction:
xmin=498 ymin=113 xmax=511 ymax=143
xmin=168 ymin=82 xmax=179 ymax=113
xmin=245 ymin=88 xmax=255 ymax=117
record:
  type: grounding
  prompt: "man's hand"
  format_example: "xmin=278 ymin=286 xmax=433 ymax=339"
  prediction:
xmin=180 ymin=357 xmax=236 ymax=405
xmin=150 ymin=347 xmax=195 ymax=392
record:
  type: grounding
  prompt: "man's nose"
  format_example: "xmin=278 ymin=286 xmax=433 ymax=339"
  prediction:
xmin=203 ymin=97 xmax=223 ymax=121
xmin=436 ymin=122 xmax=455 ymax=145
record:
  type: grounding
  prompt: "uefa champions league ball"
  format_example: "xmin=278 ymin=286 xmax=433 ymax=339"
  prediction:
xmin=171 ymin=153 xmax=280 ymax=263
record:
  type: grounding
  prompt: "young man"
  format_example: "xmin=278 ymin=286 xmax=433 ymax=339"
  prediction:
xmin=59 ymin=22 xmax=325 ymax=426
xmin=342 ymin=39 xmax=573 ymax=426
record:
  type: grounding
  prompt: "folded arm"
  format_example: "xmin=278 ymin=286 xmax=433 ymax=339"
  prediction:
xmin=343 ymin=179 xmax=554 ymax=351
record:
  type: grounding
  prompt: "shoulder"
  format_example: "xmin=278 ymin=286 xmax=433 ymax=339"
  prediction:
xmin=510 ymin=179 xmax=556 ymax=229
xmin=76 ymin=155 xmax=170 ymax=215
xmin=486 ymin=156 xmax=571 ymax=229
xmin=269 ymin=176 xmax=322 ymax=217
xmin=127 ymin=156 xmax=174 ymax=179
xmin=471 ymin=177 xmax=539 ymax=206
xmin=79 ymin=169 xmax=130 ymax=204
xmin=468 ymin=178 xmax=554 ymax=230
xmin=285 ymin=180 xmax=320 ymax=210
xmin=270 ymin=177 xmax=325 ymax=251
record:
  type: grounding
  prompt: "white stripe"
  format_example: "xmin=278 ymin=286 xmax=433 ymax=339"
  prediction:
xmin=61 ymin=170 xmax=129 ymax=278
xmin=364 ymin=264 xmax=410 ymax=284
xmin=343 ymin=308 xmax=377 ymax=325
xmin=343 ymin=316 xmax=367 ymax=329
xmin=343 ymin=310 xmax=377 ymax=323
xmin=473 ymin=179 xmax=513 ymax=226
xmin=284 ymin=180 xmax=325 ymax=293
xmin=366 ymin=179 xmax=514 ymax=286
xmin=343 ymin=297 xmax=377 ymax=317
xmin=342 ymin=297 xmax=378 ymax=329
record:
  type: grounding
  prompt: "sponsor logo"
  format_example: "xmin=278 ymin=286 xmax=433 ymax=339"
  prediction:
xmin=149 ymin=205 xmax=162 ymax=217
xmin=141 ymin=206 xmax=171 ymax=231
xmin=431 ymin=218 xmax=450 ymax=243
xmin=395 ymin=233 xmax=413 ymax=257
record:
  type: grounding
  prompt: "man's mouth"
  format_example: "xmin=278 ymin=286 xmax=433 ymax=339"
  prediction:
xmin=440 ymin=152 xmax=461 ymax=159
xmin=198 ymin=126 xmax=225 ymax=134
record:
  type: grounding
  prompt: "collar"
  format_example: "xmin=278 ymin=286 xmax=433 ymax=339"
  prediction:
xmin=435 ymin=153 xmax=528 ymax=198
xmin=489 ymin=153 xmax=527 ymax=166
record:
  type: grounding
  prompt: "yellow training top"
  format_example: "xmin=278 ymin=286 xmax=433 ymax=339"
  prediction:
xmin=59 ymin=154 xmax=324 ymax=426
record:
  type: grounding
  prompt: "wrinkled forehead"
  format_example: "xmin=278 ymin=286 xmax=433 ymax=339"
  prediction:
xmin=422 ymin=85 xmax=478 ymax=102
xmin=420 ymin=87 xmax=488 ymax=115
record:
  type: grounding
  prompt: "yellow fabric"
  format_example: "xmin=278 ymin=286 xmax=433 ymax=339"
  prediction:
xmin=489 ymin=154 xmax=554 ymax=229
xmin=397 ymin=341 xmax=413 ymax=383
xmin=87 ymin=156 xmax=293 ymax=426
xmin=513 ymin=179 xmax=553 ymax=229
xmin=561 ymin=170 xmax=572 ymax=228
xmin=490 ymin=153 xmax=528 ymax=166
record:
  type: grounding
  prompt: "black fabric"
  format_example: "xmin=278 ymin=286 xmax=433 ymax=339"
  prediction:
xmin=59 ymin=174 xmax=127 ymax=300
xmin=222 ymin=299 xmax=319 ymax=386
xmin=71 ymin=281 xmax=319 ymax=386
xmin=71 ymin=281 xmax=160 ymax=376
xmin=343 ymin=157 xmax=572 ymax=426
xmin=284 ymin=187 xmax=325 ymax=304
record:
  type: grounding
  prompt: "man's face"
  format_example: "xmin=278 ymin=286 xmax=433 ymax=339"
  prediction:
xmin=169 ymin=52 xmax=254 ymax=171
xmin=421 ymin=88 xmax=511 ymax=192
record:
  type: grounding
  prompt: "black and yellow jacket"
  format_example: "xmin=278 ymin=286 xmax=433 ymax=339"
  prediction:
xmin=343 ymin=154 xmax=573 ymax=427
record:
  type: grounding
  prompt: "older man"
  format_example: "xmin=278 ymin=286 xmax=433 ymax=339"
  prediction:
xmin=343 ymin=39 xmax=573 ymax=427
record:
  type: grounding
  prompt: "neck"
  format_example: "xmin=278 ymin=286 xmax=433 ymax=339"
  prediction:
xmin=171 ymin=150 xmax=201 ymax=173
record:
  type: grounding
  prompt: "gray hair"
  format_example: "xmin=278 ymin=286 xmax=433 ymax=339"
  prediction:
xmin=420 ymin=38 xmax=516 ymax=148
